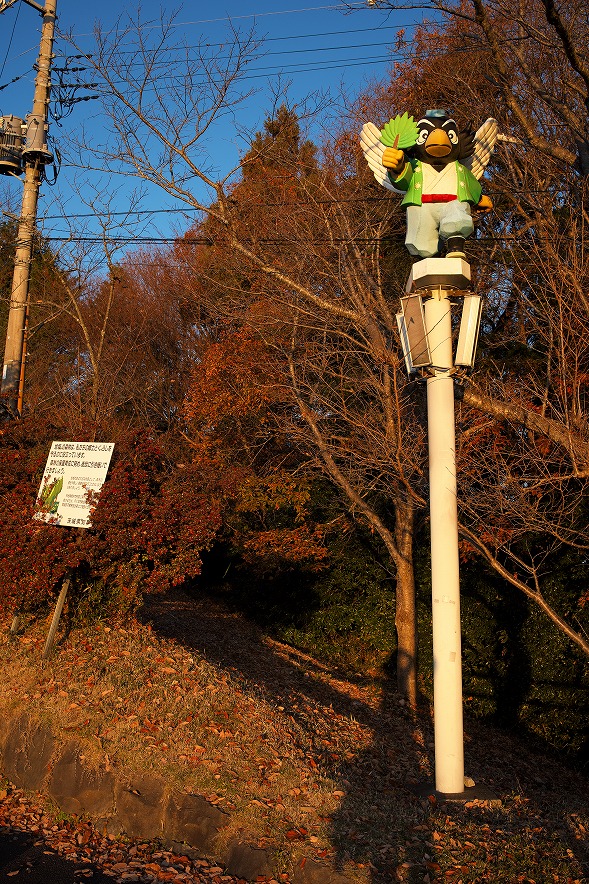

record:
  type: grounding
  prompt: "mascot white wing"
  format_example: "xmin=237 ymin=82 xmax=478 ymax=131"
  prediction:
xmin=360 ymin=122 xmax=397 ymax=192
xmin=465 ymin=117 xmax=499 ymax=180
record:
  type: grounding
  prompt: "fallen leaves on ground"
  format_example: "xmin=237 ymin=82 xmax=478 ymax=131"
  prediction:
xmin=0 ymin=785 xmax=261 ymax=883
xmin=0 ymin=588 xmax=587 ymax=884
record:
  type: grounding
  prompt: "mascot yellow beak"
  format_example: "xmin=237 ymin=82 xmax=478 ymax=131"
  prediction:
xmin=425 ymin=129 xmax=452 ymax=157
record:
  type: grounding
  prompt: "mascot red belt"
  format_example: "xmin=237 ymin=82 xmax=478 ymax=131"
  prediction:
xmin=360 ymin=109 xmax=498 ymax=258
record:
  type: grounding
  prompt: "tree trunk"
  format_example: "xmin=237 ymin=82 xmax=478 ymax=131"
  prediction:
xmin=394 ymin=497 xmax=418 ymax=707
xmin=288 ymin=375 xmax=420 ymax=704
xmin=9 ymin=604 xmax=24 ymax=636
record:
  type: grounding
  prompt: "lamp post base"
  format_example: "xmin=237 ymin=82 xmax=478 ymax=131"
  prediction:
xmin=406 ymin=256 xmax=471 ymax=293
xmin=410 ymin=781 xmax=500 ymax=804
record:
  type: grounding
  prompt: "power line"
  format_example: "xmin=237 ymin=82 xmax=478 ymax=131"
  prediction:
xmin=0 ymin=24 xmax=414 ymax=103
xmin=51 ymin=38 xmax=409 ymax=84
xmin=87 ymin=49 xmax=401 ymax=86
xmin=0 ymin=0 xmax=21 ymax=84
xmin=69 ymin=52 xmax=398 ymax=93
xmin=34 ymin=187 xmax=553 ymax=223
xmin=50 ymin=31 xmax=534 ymax=92
xmin=50 ymin=20 xmax=537 ymax=72
xmin=82 ymin=32 xmax=538 ymax=86
xmin=54 ymin=23 xmax=411 ymax=57
xmin=230 ymin=53 xmax=395 ymax=78
xmin=39 ymin=234 xmax=563 ymax=246
xmin=0 ymin=42 xmax=38 ymax=63
xmin=72 ymin=37 xmax=403 ymax=70
xmin=0 ymin=66 xmax=32 ymax=92
xmin=0 ymin=15 xmax=417 ymax=100
xmin=0 ymin=51 xmax=395 ymax=107
xmin=60 ymin=4 xmax=397 ymax=39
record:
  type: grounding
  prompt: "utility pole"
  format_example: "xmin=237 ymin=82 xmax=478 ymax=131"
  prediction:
xmin=1 ymin=0 xmax=56 ymax=416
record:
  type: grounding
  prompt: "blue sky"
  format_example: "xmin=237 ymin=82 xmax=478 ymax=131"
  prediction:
xmin=0 ymin=1 xmax=430 ymax=260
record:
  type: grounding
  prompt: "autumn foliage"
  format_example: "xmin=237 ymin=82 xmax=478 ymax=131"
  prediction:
xmin=1 ymin=0 xmax=588 ymax=759
xmin=0 ymin=422 xmax=223 ymax=620
xmin=183 ymin=328 xmax=330 ymax=573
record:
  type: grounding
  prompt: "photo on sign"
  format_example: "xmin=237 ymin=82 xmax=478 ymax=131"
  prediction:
xmin=35 ymin=474 xmax=64 ymax=517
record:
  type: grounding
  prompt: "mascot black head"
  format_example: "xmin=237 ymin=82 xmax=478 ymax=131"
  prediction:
xmin=409 ymin=109 xmax=475 ymax=171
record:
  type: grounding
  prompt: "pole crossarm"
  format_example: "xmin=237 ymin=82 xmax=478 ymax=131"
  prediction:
xmin=0 ymin=0 xmax=45 ymax=12
xmin=20 ymin=0 xmax=45 ymax=11
xmin=0 ymin=0 xmax=46 ymax=12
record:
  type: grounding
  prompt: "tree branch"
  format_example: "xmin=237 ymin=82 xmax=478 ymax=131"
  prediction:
xmin=459 ymin=523 xmax=589 ymax=657
xmin=462 ymin=385 xmax=589 ymax=468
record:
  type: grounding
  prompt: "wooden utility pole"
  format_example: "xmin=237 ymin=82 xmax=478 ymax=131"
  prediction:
xmin=1 ymin=0 xmax=57 ymax=416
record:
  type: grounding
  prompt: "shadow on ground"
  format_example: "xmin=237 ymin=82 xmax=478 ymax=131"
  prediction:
xmin=139 ymin=586 xmax=589 ymax=883
xmin=0 ymin=828 xmax=111 ymax=883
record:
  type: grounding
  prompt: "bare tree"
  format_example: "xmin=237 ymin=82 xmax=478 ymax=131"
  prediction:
xmin=368 ymin=0 xmax=588 ymax=170
xmin=64 ymin=6 xmax=589 ymax=705
xmin=361 ymin=1 xmax=589 ymax=653
xmin=0 ymin=178 xmax=200 ymax=437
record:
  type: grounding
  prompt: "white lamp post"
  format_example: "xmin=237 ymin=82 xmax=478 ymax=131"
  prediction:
xmin=397 ymin=257 xmax=481 ymax=795
xmin=425 ymin=288 xmax=464 ymax=794
xmin=359 ymin=106 xmax=502 ymax=795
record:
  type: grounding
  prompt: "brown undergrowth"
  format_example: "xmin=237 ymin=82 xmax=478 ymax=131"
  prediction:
xmin=0 ymin=586 xmax=587 ymax=884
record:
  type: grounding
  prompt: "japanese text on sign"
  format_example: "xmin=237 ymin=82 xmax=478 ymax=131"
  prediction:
xmin=34 ymin=441 xmax=114 ymax=528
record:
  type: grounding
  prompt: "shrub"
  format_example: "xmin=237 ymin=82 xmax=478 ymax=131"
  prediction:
xmin=0 ymin=420 xmax=223 ymax=622
xmin=414 ymin=525 xmax=589 ymax=763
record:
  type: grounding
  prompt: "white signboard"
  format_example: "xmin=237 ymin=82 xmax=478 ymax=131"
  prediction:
xmin=34 ymin=441 xmax=115 ymax=528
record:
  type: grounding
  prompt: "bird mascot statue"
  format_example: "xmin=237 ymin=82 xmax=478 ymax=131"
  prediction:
xmin=360 ymin=109 xmax=498 ymax=258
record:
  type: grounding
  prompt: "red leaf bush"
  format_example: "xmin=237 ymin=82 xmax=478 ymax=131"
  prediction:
xmin=0 ymin=420 xmax=223 ymax=622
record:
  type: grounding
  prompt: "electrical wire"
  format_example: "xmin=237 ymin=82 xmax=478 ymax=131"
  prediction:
xmin=71 ymin=37 xmax=404 ymax=69
xmin=0 ymin=0 xmax=21 ymax=99
xmin=62 ymin=4 xmax=396 ymax=39
xmin=73 ymin=53 xmax=396 ymax=94
xmin=48 ymin=5 xmax=544 ymax=95
xmin=29 ymin=20 xmax=412 ymax=109
xmin=0 ymin=13 xmax=421 ymax=101
xmin=50 ymin=15 xmax=541 ymax=76
xmin=54 ymin=23 xmax=412 ymax=57
xmin=54 ymin=32 xmax=541 ymax=91
xmin=77 ymin=49 xmax=400 ymax=90
xmin=65 ymin=40 xmax=410 ymax=76
xmin=35 ymin=187 xmax=553 ymax=222
xmin=0 ymin=67 xmax=31 ymax=92
xmin=83 ymin=30 xmax=543 ymax=85
xmin=232 ymin=53 xmax=395 ymax=78
xmin=38 ymin=234 xmax=563 ymax=246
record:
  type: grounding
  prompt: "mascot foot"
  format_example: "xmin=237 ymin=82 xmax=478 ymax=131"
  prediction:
xmin=445 ymin=236 xmax=466 ymax=258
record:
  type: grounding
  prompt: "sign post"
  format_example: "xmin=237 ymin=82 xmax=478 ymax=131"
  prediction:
xmin=34 ymin=440 xmax=114 ymax=658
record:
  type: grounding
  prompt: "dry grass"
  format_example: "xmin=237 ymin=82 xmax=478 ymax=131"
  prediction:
xmin=0 ymin=587 xmax=588 ymax=884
